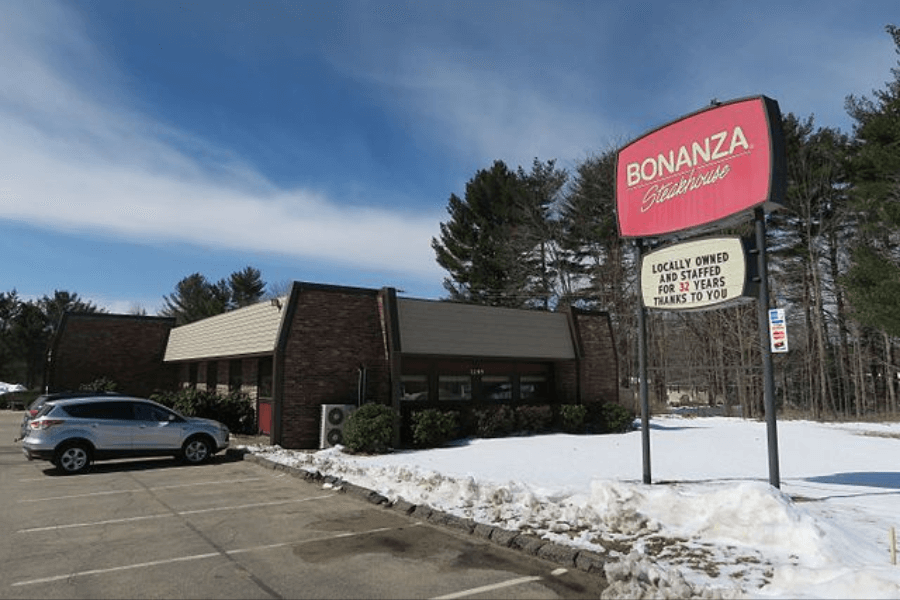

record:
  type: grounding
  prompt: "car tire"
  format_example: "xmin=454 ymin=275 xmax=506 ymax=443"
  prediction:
xmin=54 ymin=442 xmax=91 ymax=475
xmin=181 ymin=436 xmax=212 ymax=465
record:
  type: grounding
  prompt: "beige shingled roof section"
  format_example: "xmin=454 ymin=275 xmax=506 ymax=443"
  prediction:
xmin=396 ymin=298 xmax=575 ymax=360
xmin=163 ymin=298 xmax=287 ymax=362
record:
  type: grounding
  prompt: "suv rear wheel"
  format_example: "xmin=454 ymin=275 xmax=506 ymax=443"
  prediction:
xmin=54 ymin=442 xmax=91 ymax=475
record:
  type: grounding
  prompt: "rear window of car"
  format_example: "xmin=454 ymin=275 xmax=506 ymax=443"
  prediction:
xmin=28 ymin=395 xmax=50 ymax=411
xmin=61 ymin=401 xmax=134 ymax=420
xmin=35 ymin=403 xmax=56 ymax=418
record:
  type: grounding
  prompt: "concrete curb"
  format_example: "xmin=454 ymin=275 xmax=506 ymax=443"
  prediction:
xmin=226 ymin=448 xmax=606 ymax=575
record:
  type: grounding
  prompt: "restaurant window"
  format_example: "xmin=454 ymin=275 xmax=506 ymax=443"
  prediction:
xmin=257 ymin=357 xmax=273 ymax=399
xmin=400 ymin=375 xmax=428 ymax=401
xmin=438 ymin=375 xmax=471 ymax=401
xmin=481 ymin=375 xmax=512 ymax=402
xmin=520 ymin=374 xmax=549 ymax=401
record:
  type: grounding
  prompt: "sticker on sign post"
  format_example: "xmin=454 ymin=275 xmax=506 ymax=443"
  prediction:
xmin=768 ymin=308 xmax=788 ymax=353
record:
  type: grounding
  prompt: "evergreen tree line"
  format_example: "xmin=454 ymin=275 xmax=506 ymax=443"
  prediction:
xmin=0 ymin=291 xmax=102 ymax=389
xmin=432 ymin=25 xmax=900 ymax=420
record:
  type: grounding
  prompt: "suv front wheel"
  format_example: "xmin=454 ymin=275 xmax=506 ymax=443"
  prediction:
xmin=181 ymin=436 xmax=212 ymax=465
xmin=54 ymin=442 xmax=92 ymax=475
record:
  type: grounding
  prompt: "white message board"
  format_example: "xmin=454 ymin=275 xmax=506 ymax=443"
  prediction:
xmin=641 ymin=236 xmax=749 ymax=310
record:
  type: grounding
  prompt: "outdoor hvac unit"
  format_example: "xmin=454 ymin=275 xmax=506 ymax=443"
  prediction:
xmin=320 ymin=404 xmax=357 ymax=449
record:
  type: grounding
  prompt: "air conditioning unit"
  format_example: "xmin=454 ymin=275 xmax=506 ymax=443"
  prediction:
xmin=320 ymin=404 xmax=357 ymax=449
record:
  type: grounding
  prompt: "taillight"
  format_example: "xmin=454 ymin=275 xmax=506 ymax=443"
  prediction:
xmin=30 ymin=419 xmax=64 ymax=430
xmin=28 ymin=409 xmax=39 ymax=417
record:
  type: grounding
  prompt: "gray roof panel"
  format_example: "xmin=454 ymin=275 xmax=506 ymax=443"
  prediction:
xmin=396 ymin=298 xmax=575 ymax=359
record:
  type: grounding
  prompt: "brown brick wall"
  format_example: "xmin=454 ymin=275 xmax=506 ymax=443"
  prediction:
xmin=554 ymin=360 xmax=578 ymax=404
xmin=279 ymin=285 xmax=390 ymax=449
xmin=48 ymin=313 xmax=177 ymax=397
xmin=569 ymin=308 xmax=619 ymax=405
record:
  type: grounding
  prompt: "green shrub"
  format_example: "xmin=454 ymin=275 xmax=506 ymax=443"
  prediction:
xmin=411 ymin=409 xmax=460 ymax=448
xmin=559 ymin=404 xmax=588 ymax=433
xmin=514 ymin=405 xmax=553 ymax=433
xmin=343 ymin=402 xmax=394 ymax=454
xmin=585 ymin=401 xmax=636 ymax=434
xmin=151 ymin=388 xmax=255 ymax=434
xmin=473 ymin=405 xmax=516 ymax=438
xmin=80 ymin=377 xmax=118 ymax=392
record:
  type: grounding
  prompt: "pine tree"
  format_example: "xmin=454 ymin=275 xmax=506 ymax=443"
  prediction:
xmin=517 ymin=158 xmax=568 ymax=310
xmin=229 ymin=266 xmax=266 ymax=308
xmin=432 ymin=160 xmax=533 ymax=308
xmin=161 ymin=273 xmax=231 ymax=325
xmin=843 ymin=24 xmax=900 ymax=336
xmin=556 ymin=150 xmax=622 ymax=309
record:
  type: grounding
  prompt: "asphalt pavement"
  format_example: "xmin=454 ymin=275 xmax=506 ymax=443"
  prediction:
xmin=0 ymin=409 xmax=607 ymax=599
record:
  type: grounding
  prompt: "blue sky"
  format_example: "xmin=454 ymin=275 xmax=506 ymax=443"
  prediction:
xmin=1 ymin=0 xmax=897 ymax=313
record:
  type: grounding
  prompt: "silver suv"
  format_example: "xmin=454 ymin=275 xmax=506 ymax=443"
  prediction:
xmin=21 ymin=396 xmax=230 ymax=474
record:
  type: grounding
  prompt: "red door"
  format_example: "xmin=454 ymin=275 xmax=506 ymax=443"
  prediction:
xmin=257 ymin=401 xmax=272 ymax=435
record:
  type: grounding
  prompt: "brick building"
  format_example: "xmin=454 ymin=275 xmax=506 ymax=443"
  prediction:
xmin=50 ymin=282 xmax=618 ymax=449
xmin=47 ymin=313 xmax=177 ymax=397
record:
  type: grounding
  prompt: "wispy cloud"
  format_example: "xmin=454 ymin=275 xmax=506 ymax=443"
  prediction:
xmin=330 ymin=0 xmax=897 ymax=158
xmin=0 ymin=1 xmax=443 ymax=280
xmin=367 ymin=53 xmax=617 ymax=168
xmin=324 ymin=2 xmax=624 ymax=172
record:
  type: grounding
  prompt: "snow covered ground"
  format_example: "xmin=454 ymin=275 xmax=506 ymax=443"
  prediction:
xmin=242 ymin=414 xmax=900 ymax=599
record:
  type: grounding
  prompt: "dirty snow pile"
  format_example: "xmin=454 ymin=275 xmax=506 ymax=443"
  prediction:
xmin=244 ymin=415 xmax=900 ymax=599
xmin=0 ymin=382 xmax=26 ymax=394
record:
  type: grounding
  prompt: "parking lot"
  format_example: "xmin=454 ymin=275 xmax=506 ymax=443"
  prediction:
xmin=0 ymin=410 xmax=605 ymax=599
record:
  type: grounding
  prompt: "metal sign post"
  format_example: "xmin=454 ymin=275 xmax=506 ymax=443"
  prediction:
xmin=636 ymin=239 xmax=652 ymax=485
xmin=754 ymin=207 xmax=781 ymax=488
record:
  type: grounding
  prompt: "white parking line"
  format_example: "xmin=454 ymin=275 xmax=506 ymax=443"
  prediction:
xmin=178 ymin=495 xmax=336 ymax=515
xmin=11 ymin=525 xmax=404 ymax=588
xmin=430 ymin=575 xmax=545 ymax=599
xmin=19 ymin=477 xmax=266 ymax=502
xmin=17 ymin=494 xmax=336 ymax=533
xmin=11 ymin=552 xmax=223 ymax=587
xmin=20 ymin=513 xmax=172 ymax=532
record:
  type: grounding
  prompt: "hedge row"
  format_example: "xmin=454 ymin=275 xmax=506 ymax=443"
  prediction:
xmin=344 ymin=401 xmax=636 ymax=454
xmin=150 ymin=388 xmax=256 ymax=434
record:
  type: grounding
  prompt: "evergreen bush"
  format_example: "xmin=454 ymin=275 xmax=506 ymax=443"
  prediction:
xmin=343 ymin=402 xmax=394 ymax=454
xmin=151 ymin=388 xmax=255 ymax=434
xmin=514 ymin=404 xmax=553 ymax=433
xmin=411 ymin=408 xmax=460 ymax=448
xmin=79 ymin=377 xmax=118 ymax=392
xmin=585 ymin=401 xmax=636 ymax=434
xmin=559 ymin=404 xmax=588 ymax=433
xmin=473 ymin=405 xmax=516 ymax=437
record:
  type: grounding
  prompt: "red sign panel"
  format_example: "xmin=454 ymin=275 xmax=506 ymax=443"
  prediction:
xmin=616 ymin=96 xmax=785 ymax=238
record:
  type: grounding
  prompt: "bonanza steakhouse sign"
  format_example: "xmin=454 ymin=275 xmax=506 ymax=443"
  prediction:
xmin=623 ymin=97 xmax=787 ymax=489
xmin=616 ymin=96 xmax=785 ymax=238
